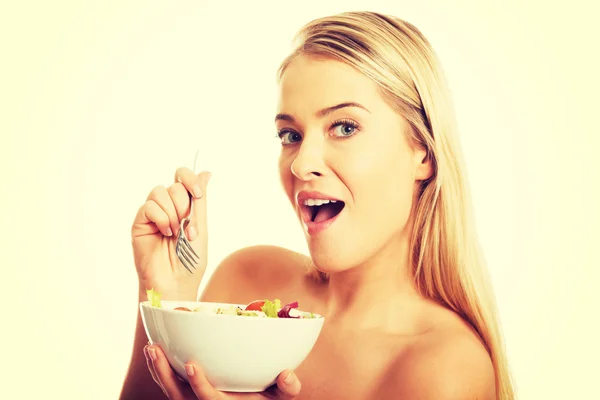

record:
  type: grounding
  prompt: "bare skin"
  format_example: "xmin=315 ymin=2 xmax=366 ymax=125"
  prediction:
xmin=125 ymin=245 xmax=494 ymax=400
xmin=201 ymin=246 xmax=495 ymax=400
xmin=120 ymin=55 xmax=496 ymax=399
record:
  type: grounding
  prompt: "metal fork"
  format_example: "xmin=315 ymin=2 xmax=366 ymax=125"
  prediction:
xmin=175 ymin=150 xmax=201 ymax=273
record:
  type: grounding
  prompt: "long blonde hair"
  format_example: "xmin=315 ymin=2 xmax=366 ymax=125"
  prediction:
xmin=277 ymin=11 xmax=514 ymax=400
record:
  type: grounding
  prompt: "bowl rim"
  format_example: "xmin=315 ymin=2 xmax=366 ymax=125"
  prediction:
xmin=139 ymin=300 xmax=325 ymax=320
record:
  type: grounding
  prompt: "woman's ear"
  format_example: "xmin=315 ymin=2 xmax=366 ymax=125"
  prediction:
xmin=414 ymin=148 xmax=433 ymax=181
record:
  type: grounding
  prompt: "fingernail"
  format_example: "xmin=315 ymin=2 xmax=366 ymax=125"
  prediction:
xmin=166 ymin=227 xmax=173 ymax=236
xmin=185 ymin=364 xmax=195 ymax=376
xmin=188 ymin=226 xmax=197 ymax=241
xmin=148 ymin=347 xmax=157 ymax=361
xmin=192 ymin=185 xmax=203 ymax=198
xmin=283 ymin=371 xmax=294 ymax=384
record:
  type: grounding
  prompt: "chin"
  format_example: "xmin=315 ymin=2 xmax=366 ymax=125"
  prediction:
xmin=306 ymin=240 xmax=366 ymax=275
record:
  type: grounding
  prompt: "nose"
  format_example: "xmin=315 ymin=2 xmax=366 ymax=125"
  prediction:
xmin=290 ymin=136 xmax=325 ymax=181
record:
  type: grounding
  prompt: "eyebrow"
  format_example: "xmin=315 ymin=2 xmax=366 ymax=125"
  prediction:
xmin=274 ymin=102 xmax=371 ymax=123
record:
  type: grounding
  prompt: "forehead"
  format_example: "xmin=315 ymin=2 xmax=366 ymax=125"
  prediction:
xmin=277 ymin=55 xmax=383 ymax=114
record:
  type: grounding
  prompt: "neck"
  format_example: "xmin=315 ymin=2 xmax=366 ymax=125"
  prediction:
xmin=324 ymin=234 xmax=425 ymax=333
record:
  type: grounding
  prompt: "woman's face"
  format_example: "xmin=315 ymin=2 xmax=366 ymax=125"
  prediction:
xmin=276 ymin=55 xmax=431 ymax=273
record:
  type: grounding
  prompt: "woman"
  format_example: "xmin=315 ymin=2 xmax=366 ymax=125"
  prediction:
xmin=120 ymin=11 xmax=514 ymax=400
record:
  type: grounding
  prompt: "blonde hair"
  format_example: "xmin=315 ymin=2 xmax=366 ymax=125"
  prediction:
xmin=277 ymin=11 xmax=514 ymax=400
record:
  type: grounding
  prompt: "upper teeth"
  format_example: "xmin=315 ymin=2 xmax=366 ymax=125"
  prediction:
xmin=303 ymin=199 xmax=337 ymax=206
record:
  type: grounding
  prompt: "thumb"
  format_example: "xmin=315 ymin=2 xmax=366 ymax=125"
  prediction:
xmin=274 ymin=370 xmax=301 ymax=399
xmin=189 ymin=171 xmax=211 ymax=239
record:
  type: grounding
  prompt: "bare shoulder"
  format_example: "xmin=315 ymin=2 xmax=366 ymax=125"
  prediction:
xmin=384 ymin=313 xmax=496 ymax=399
xmin=199 ymin=245 xmax=323 ymax=305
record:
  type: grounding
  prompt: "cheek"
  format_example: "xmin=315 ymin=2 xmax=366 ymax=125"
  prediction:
xmin=383 ymin=153 xmax=416 ymax=206
xmin=278 ymin=153 xmax=294 ymax=201
xmin=346 ymin=146 xmax=416 ymax=222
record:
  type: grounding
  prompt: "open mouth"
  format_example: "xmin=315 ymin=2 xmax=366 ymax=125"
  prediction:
xmin=300 ymin=200 xmax=346 ymax=224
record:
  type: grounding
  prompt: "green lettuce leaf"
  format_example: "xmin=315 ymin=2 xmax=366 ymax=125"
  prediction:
xmin=146 ymin=288 xmax=162 ymax=308
xmin=261 ymin=299 xmax=282 ymax=318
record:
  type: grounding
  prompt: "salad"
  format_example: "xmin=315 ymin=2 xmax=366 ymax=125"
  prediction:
xmin=146 ymin=289 xmax=319 ymax=319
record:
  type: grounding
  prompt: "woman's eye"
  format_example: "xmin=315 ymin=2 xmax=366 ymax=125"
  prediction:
xmin=279 ymin=130 xmax=302 ymax=145
xmin=331 ymin=121 xmax=358 ymax=138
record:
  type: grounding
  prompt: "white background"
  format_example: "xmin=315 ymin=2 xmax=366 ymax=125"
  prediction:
xmin=2 ymin=1 xmax=598 ymax=399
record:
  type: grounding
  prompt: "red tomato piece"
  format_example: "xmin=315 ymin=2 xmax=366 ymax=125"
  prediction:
xmin=244 ymin=300 xmax=265 ymax=311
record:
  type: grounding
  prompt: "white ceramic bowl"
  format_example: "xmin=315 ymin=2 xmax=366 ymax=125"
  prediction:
xmin=140 ymin=300 xmax=325 ymax=392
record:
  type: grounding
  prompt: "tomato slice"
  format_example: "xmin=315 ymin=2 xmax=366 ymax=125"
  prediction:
xmin=244 ymin=300 xmax=265 ymax=311
xmin=174 ymin=307 xmax=191 ymax=312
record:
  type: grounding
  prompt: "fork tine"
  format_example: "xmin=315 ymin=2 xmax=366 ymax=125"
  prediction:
xmin=180 ymin=244 xmax=198 ymax=267
xmin=177 ymin=230 xmax=199 ymax=263
xmin=174 ymin=156 xmax=202 ymax=274
xmin=177 ymin=238 xmax=198 ymax=267
xmin=176 ymin=231 xmax=197 ymax=271
xmin=177 ymin=245 xmax=196 ymax=273
xmin=181 ymin=236 xmax=200 ymax=260
xmin=181 ymin=259 xmax=194 ymax=274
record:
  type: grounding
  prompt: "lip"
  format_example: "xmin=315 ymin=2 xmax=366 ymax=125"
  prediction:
xmin=296 ymin=190 xmax=342 ymax=205
xmin=296 ymin=190 xmax=345 ymax=236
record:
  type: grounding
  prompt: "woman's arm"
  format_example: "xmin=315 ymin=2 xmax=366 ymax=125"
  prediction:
xmin=119 ymin=289 xmax=170 ymax=400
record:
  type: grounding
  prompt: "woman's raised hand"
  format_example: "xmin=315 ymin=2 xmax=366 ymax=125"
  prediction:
xmin=131 ymin=167 xmax=212 ymax=301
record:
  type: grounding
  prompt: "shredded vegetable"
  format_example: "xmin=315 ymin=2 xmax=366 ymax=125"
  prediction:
xmin=146 ymin=290 xmax=320 ymax=319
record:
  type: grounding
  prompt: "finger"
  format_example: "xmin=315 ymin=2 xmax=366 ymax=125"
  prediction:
xmin=147 ymin=185 xmax=180 ymax=237
xmin=184 ymin=363 xmax=222 ymax=400
xmin=144 ymin=345 xmax=168 ymax=397
xmin=273 ymin=370 xmax=301 ymax=399
xmin=175 ymin=167 xmax=205 ymax=199
xmin=150 ymin=345 xmax=191 ymax=400
xmin=166 ymin=182 xmax=191 ymax=234
xmin=174 ymin=170 xmax=211 ymax=241
xmin=189 ymin=171 xmax=211 ymax=238
xmin=133 ymin=200 xmax=172 ymax=237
